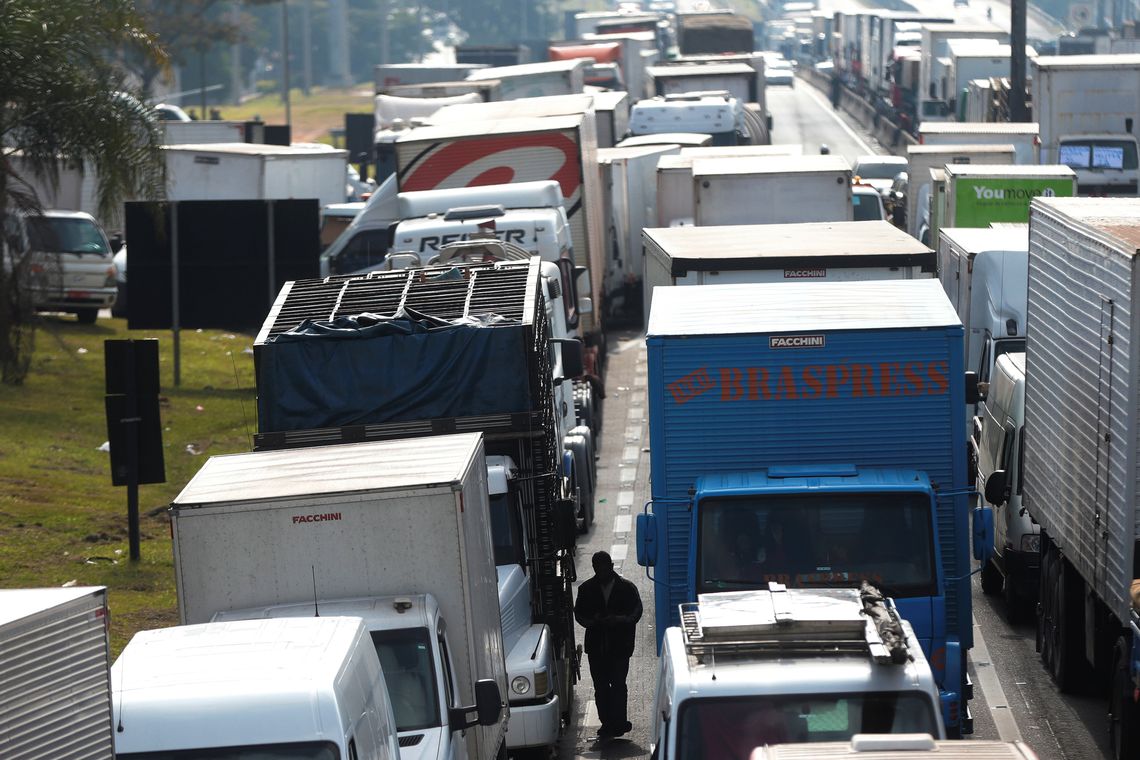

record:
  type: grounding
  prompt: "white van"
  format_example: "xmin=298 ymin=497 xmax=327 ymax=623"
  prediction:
xmin=111 ymin=616 xmax=401 ymax=760
xmin=977 ymin=352 xmax=1039 ymax=616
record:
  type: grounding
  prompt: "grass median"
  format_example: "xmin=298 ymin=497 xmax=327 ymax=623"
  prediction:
xmin=0 ymin=315 xmax=257 ymax=656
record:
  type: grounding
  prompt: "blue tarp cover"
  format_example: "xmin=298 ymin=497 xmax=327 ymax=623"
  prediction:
xmin=257 ymin=307 xmax=532 ymax=432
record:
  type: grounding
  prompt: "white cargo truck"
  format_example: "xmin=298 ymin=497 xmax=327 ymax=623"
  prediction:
xmin=918 ymin=24 xmax=1007 ymax=121
xmin=375 ymin=63 xmax=488 ymax=92
xmin=1014 ymin=197 xmax=1140 ymax=758
xmin=629 ymin=93 xmax=767 ymax=147
xmin=906 ymin=143 xmax=1017 ymax=240
xmin=692 ymin=155 xmax=853 ymax=226
xmin=1031 ymin=55 xmax=1140 ymax=196
xmin=112 ymin=617 xmax=404 ymax=760
xmin=466 ymin=59 xmax=588 ymax=100
xmin=162 ymin=143 xmax=349 ymax=208
xmin=936 ymin=225 xmax=1029 ymax=398
xmin=592 ymin=90 xmax=630 ymax=150
xmin=642 ymin=220 xmax=935 ymax=325
xmin=917 ymin=122 xmax=1039 ymax=164
xmin=0 ymin=587 xmax=114 ymax=760
xmin=751 ymin=736 xmax=1040 ymax=760
xmin=650 ymin=585 xmax=945 ymax=759
xmin=161 ymin=120 xmax=249 ymax=145
xmin=170 ymin=434 xmax=509 ymax=760
xmin=647 ymin=62 xmax=759 ymax=103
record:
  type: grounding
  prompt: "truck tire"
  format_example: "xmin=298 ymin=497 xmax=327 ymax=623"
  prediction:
xmin=1003 ymin=570 xmax=1024 ymax=624
xmin=1040 ymin=545 xmax=1086 ymax=691
xmin=1110 ymin=636 xmax=1139 ymax=760
xmin=980 ymin=558 xmax=1002 ymax=596
xmin=566 ymin=434 xmax=594 ymax=529
xmin=76 ymin=308 xmax=98 ymax=325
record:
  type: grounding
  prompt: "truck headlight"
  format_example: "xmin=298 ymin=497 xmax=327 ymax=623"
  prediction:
xmin=511 ymin=676 xmax=531 ymax=695
xmin=1020 ymin=534 xmax=1041 ymax=554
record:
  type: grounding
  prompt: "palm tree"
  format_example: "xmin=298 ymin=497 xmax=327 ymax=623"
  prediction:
xmin=0 ymin=0 xmax=168 ymax=384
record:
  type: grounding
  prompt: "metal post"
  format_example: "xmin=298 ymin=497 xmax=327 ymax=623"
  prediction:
xmin=1009 ymin=0 xmax=1028 ymax=121
xmin=124 ymin=342 xmax=141 ymax=561
xmin=171 ymin=204 xmax=182 ymax=388
xmin=282 ymin=0 xmax=292 ymax=127
xmin=301 ymin=0 xmax=312 ymax=95
xmin=267 ymin=201 xmax=277 ymax=306
xmin=200 ymin=48 xmax=208 ymax=118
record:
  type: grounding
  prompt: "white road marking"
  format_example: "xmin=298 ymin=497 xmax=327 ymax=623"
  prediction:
xmin=972 ymin=615 xmax=1022 ymax=742
xmin=800 ymin=80 xmax=877 ymax=155
xmin=622 ymin=445 xmax=640 ymax=462
xmin=624 ymin=426 xmax=641 ymax=442
xmin=613 ymin=515 xmax=632 ymax=534
xmin=584 ymin=700 xmax=600 ymax=727
xmin=618 ymin=491 xmax=634 ymax=508
xmin=610 ymin=544 xmax=628 ymax=562
xmin=620 ymin=468 xmax=637 ymax=484
xmin=627 ymin=406 xmax=644 ymax=420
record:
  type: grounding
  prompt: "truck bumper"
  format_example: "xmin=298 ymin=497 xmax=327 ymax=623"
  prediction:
xmin=1003 ymin=547 xmax=1041 ymax=599
xmin=504 ymin=693 xmax=560 ymax=749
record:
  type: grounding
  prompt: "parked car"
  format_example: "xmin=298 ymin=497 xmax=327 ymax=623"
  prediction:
xmin=17 ymin=210 xmax=117 ymax=323
xmin=765 ymin=59 xmax=796 ymax=87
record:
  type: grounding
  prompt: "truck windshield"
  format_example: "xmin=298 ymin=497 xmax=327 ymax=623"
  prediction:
xmin=371 ymin=627 xmax=441 ymax=731
xmin=1059 ymin=139 xmax=1139 ymax=170
xmin=489 ymin=491 xmax=525 ymax=567
xmin=118 ymin=742 xmax=339 ymax=759
xmin=27 ymin=217 xmax=109 ymax=255
xmin=677 ymin=692 xmax=940 ymax=759
xmin=697 ymin=493 xmax=937 ymax=598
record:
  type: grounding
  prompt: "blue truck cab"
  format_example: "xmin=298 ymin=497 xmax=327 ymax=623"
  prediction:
xmin=635 ymin=279 xmax=989 ymax=737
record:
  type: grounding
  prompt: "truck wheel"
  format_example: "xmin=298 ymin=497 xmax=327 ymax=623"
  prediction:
xmin=1003 ymin=571 xmax=1024 ymax=624
xmin=980 ymin=558 xmax=1002 ymax=595
xmin=1046 ymin=555 xmax=1086 ymax=692
xmin=1110 ymin=636 xmax=1139 ymax=760
xmin=76 ymin=308 xmax=98 ymax=325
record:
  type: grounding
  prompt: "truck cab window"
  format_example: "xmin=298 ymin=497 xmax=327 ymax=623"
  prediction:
xmin=489 ymin=491 xmax=526 ymax=567
xmin=332 ymin=229 xmax=390 ymax=275
xmin=371 ymin=627 xmax=441 ymax=731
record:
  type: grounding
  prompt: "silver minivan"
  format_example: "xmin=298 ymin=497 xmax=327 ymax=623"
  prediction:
xmin=976 ymin=351 xmax=1040 ymax=617
xmin=25 ymin=210 xmax=117 ymax=323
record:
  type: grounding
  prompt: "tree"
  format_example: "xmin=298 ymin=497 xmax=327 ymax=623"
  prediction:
xmin=0 ymin=0 xmax=168 ymax=384
xmin=124 ymin=0 xmax=243 ymax=99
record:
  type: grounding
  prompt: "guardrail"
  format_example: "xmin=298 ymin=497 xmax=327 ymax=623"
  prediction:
xmin=798 ymin=69 xmax=917 ymax=158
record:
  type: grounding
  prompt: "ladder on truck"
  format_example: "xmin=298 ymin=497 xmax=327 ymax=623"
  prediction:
xmin=679 ymin=582 xmax=911 ymax=665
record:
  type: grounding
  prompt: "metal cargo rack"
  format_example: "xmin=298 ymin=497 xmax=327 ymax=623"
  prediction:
xmin=680 ymin=582 xmax=911 ymax=665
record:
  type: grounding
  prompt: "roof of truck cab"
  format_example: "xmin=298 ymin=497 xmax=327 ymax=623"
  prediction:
xmin=161 ymin=143 xmax=349 ymax=158
xmin=173 ymin=433 xmax=483 ymax=505
xmin=1033 ymin=53 xmax=1140 ymax=69
xmin=591 ymin=90 xmax=630 ymax=111
xmin=647 ymin=280 xmax=959 ymax=337
xmin=1032 ymin=197 xmax=1140 ymax=252
xmin=644 ymin=221 xmax=933 ymax=273
xmin=691 ymin=154 xmax=851 ymax=176
xmin=647 ymin=62 xmax=757 ymax=77
xmin=112 ymin=617 xmax=366 ymax=752
xmin=431 ymin=94 xmax=594 ymax=122
xmin=939 ymin=226 xmax=1028 ymax=255
xmin=598 ymin=144 xmax=678 ymax=161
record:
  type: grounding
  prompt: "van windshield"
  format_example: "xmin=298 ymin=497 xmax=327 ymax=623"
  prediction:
xmin=677 ymin=692 xmax=940 ymax=759
xmin=372 ymin=627 xmax=441 ymax=731
xmin=118 ymin=741 xmax=339 ymax=759
xmin=697 ymin=492 xmax=937 ymax=598
xmin=27 ymin=217 xmax=109 ymax=255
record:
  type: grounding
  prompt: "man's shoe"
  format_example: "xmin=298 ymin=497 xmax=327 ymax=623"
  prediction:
xmin=614 ymin=721 xmax=632 ymax=737
xmin=595 ymin=725 xmax=617 ymax=738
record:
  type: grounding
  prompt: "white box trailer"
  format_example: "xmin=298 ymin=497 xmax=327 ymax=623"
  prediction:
xmin=918 ymin=122 xmax=1040 ymax=164
xmin=384 ymin=80 xmax=502 ymax=101
xmin=467 ymin=60 xmax=588 ymax=100
xmin=592 ymin=90 xmax=630 ymax=149
xmin=583 ymin=31 xmax=658 ymax=102
xmin=393 ymin=115 xmax=606 ymax=337
xmin=375 ymin=63 xmax=488 ymax=93
xmin=1019 ymin=198 xmax=1140 ymax=742
xmin=919 ymin=24 xmax=1007 ymax=119
xmin=163 ymin=143 xmax=349 ymax=208
xmin=161 ymin=120 xmax=249 ymax=145
xmin=692 ymin=155 xmax=853 ymax=226
xmin=642 ymin=220 xmax=935 ymax=324
xmin=430 ymin=94 xmax=594 ymax=123
xmin=598 ymin=144 xmax=680 ymax=322
xmin=656 ymin=146 xmax=807 ymax=227
xmin=0 ymin=587 xmax=114 ymax=760
xmin=170 ymin=433 xmax=508 ymax=760
xmin=1031 ymin=54 xmax=1140 ymax=195
xmin=906 ymin=143 xmax=1017 ymax=239
xmin=647 ymin=62 xmax=759 ymax=104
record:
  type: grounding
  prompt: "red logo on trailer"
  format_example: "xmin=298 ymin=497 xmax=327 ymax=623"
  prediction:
xmin=400 ymin=133 xmax=583 ymax=199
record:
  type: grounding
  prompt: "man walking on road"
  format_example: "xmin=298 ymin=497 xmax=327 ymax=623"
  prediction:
xmin=575 ymin=550 xmax=643 ymax=739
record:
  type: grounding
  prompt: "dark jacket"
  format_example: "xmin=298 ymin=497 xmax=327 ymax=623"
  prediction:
xmin=574 ymin=573 xmax=643 ymax=658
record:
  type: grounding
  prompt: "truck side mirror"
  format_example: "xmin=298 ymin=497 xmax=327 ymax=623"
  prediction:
xmin=449 ymin=678 xmax=503 ymax=730
xmin=578 ymin=295 xmax=594 ymax=316
xmin=972 ymin=505 xmax=994 ymax=564
xmin=636 ymin=512 xmax=657 ymax=566
xmin=964 ymin=371 xmax=981 ymax=404
xmin=984 ymin=469 xmax=1009 ymax=507
xmin=551 ymin=338 xmax=584 ymax=379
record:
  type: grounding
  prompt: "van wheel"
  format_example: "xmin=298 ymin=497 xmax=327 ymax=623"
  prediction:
xmin=76 ymin=308 xmax=98 ymax=325
xmin=980 ymin=558 xmax=1002 ymax=595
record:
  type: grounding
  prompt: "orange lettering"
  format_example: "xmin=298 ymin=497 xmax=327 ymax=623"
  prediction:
xmin=801 ymin=366 xmax=824 ymax=399
xmin=776 ymin=366 xmax=799 ymax=399
xmin=903 ymin=363 xmax=925 ymax=396
xmin=928 ymin=361 xmax=949 ymax=395
xmin=879 ymin=362 xmax=900 ymax=396
xmin=746 ymin=367 xmax=772 ymax=400
xmin=825 ymin=364 xmax=850 ymax=398
xmin=720 ymin=367 xmax=743 ymax=401
xmin=852 ymin=364 xmax=877 ymax=397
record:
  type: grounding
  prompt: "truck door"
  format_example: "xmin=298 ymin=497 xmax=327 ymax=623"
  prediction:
xmin=437 ymin=623 xmax=467 ymax=760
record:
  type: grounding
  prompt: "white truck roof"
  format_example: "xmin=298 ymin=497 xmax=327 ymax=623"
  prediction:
xmin=647 ymin=62 xmax=757 ymax=78
xmin=0 ymin=587 xmax=106 ymax=626
xmin=1033 ymin=53 xmax=1140 ymax=69
xmin=906 ymin=143 xmax=1018 ymax=156
xmin=431 ymin=94 xmax=594 ymax=122
xmin=112 ymin=617 xmax=373 ymax=750
xmin=750 ymin=737 xmax=1039 ymax=759
xmin=397 ymin=180 xmax=564 ymax=218
xmin=691 ymin=154 xmax=851 ymax=177
xmin=466 ymin=59 xmax=587 ymax=80
xmin=161 ymin=142 xmax=349 ymax=159
xmin=939 ymin=225 xmax=1029 ymax=254
xmin=630 ymin=95 xmax=740 ymax=135
xmin=394 ymin=114 xmax=584 ymax=143
xmin=174 ymin=433 xmax=483 ymax=505
xmin=918 ymin=122 xmax=1039 ymax=136
xmin=648 ymin=279 xmax=959 ymax=337
xmin=1033 ymin=196 xmax=1140 ymax=252
xmin=943 ymin=163 xmax=1075 ymax=179
xmin=619 ymin=132 xmax=714 ymax=147
xmin=681 ymin=144 xmax=804 ymax=157
xmin=644 ymin=221 xmax=933 ymax=272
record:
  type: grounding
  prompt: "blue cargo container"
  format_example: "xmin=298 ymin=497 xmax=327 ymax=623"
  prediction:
xmin=635 ymin=279 xmax=988 ymax=737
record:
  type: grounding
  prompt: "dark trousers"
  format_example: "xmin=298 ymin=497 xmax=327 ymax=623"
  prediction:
xmin=588 ymin=650 xmax=631 ymax=730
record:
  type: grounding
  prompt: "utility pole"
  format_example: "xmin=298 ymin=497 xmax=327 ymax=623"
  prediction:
xmin=379 ymin=0 xmax=390 ymax=66
xmin=301 ymin=0 xmax=312 ymax=95
xmin=1009 ymin=0 xmax=1028 ymax=121
xmin=230 ymin=2 xmax=243 ymax=104
xmin=281 ymin=0 xmax=292 ymax=126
